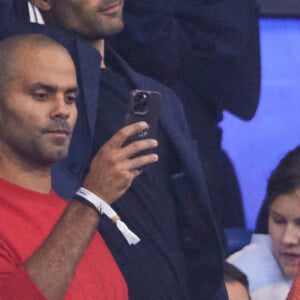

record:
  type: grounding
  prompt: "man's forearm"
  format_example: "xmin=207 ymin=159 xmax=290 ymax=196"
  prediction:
xmin=24 ymin=200 xmax=99 ymax=300
xmin=22 ymin=122 xmax=159 ymax=299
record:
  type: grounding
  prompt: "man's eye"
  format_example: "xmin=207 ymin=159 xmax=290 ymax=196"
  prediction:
xmin=65 ymin=94 xmax=78 ymax=104
xmin=32 ymin=92 xmax=48 ymax=101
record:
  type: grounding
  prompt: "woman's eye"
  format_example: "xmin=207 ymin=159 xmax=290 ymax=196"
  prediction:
xmin=273 ymin=217 xmax=286 ymax=225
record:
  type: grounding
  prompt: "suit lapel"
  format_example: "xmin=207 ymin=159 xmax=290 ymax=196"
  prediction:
xmin=75 ymin=39 xmax=101 ymax=137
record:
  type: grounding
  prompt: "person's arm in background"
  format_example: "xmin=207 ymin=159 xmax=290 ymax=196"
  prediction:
xmin=109 ymin=0 xmax=261 ymax=119
xmin=175 ymin=0 xmax=261 ymax=119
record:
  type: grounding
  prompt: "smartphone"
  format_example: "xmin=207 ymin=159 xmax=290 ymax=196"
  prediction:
xmin=123 ymin=89 xmax=161 ymax=152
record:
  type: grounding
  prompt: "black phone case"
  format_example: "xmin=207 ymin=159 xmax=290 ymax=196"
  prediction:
xmin=124 ymin=89 xmax=161 ymax=146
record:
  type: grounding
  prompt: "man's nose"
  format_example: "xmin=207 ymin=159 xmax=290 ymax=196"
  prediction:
xmin=50 ymin=97 xmax=70 ymax=119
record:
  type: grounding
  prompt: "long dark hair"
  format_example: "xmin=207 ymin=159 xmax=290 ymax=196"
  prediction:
xmin=255 ymin=146 xmax=300 ymax=233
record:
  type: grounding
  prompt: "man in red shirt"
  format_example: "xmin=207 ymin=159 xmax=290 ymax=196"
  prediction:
xmin=0 ymin=33 xmax=158 ymax=299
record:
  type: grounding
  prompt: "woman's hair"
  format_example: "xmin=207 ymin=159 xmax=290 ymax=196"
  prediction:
xmin=255 ymin=146 xmax=300 ymax=233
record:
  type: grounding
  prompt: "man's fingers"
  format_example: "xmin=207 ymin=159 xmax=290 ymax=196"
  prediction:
xmin=109 ymin=122 xmax=149 ymax=147
xmin=123 ymin=138 xmax=158 ymax=158
xmin=127 ymin=153 xmax=159 ymax=170
xmin=130 ymin=168 xmax=143 ymax=178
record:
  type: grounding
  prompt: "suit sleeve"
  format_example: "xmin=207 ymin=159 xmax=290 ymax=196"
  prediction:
xmin=109 ymin=0 xmax=261 ymax=120
xmin=174 ymin=0 xmax=261 ymax=119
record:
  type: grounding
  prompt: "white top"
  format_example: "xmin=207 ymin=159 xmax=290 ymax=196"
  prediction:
xmin=227 ymin=234 xmax=292 ymax=300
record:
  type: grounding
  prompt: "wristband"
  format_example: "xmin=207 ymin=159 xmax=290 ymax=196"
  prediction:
xmin=75 ymin=187 xmax=141 ymax=245
xmin=73 ymin=194 xmax=101 ymax=215
xmin=75 ymin=187 xmax=104 ymax=214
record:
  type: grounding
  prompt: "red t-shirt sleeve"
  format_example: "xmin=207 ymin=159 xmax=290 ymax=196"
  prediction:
xmin=0 ymin=265 xmax=47 ymax=300
xmin=0 ymin=239 xmax=46 ymax=300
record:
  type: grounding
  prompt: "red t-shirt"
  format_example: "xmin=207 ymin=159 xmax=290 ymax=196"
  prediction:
xmin=288 ymin=264 xmax=300 ymax=300
xmin=0 ymin=178 xmax=128 ymax=299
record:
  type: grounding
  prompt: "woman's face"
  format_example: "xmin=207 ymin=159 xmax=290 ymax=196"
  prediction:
xmin=268 ymin=189 xmax=300 ymax=277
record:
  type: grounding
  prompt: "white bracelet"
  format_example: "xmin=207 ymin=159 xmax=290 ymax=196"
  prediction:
xmin=75 ymin=187 xmax=141 ymax=245
xmin=75 ymin=187 xmax=103 ymax=214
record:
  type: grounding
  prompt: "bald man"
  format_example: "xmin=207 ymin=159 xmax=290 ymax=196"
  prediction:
xmin=0 ymin=34 xmax=157 ymax=300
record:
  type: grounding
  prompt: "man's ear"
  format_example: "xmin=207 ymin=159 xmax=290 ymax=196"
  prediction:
xmin=30 ymin=0 xmax=52 ymax=12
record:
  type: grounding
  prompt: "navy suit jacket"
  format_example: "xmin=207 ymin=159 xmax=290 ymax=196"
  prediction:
xmin=109 ymin=0 xmax=260 ymax=119
xmin=0 ymin=9 xmax=227 ymax=299
xmin=57 ymin=47 xmax=227 ymax=299
xmin=108 ymin=0 xmax=261 ymax=230
xmin=52 ymin=44 xmax=227 ymax=298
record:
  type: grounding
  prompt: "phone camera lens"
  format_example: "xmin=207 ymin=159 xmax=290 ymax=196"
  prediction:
xmin=132 ymin=92 xmax=149 ymax=115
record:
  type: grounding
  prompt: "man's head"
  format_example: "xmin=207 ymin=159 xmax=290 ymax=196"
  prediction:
xmin=30 ymin=0 xmax=124 ymax=41
xmin=224 ymin=262 xmax=250 ymax=300
xmin=0 ymin=34 xmax=78 ymax=169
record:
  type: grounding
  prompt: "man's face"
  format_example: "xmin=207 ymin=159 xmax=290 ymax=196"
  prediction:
xmin=46 ymin=0 xmax=124 ymax=40
xmin=268 ymin=189 xmax=300 ymax=278
xmin=0 ymin=45 xmax=78 ymax=167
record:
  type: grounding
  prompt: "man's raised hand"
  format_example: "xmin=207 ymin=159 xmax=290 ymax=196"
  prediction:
xmin=83 ymin=122 xmax=158 ymax=204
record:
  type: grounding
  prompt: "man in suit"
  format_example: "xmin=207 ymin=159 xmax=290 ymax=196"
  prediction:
xmin=108 ymin=0 xmax=261 ymax=232
xmin=4 ymin=0 xmax=227 ymax=298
